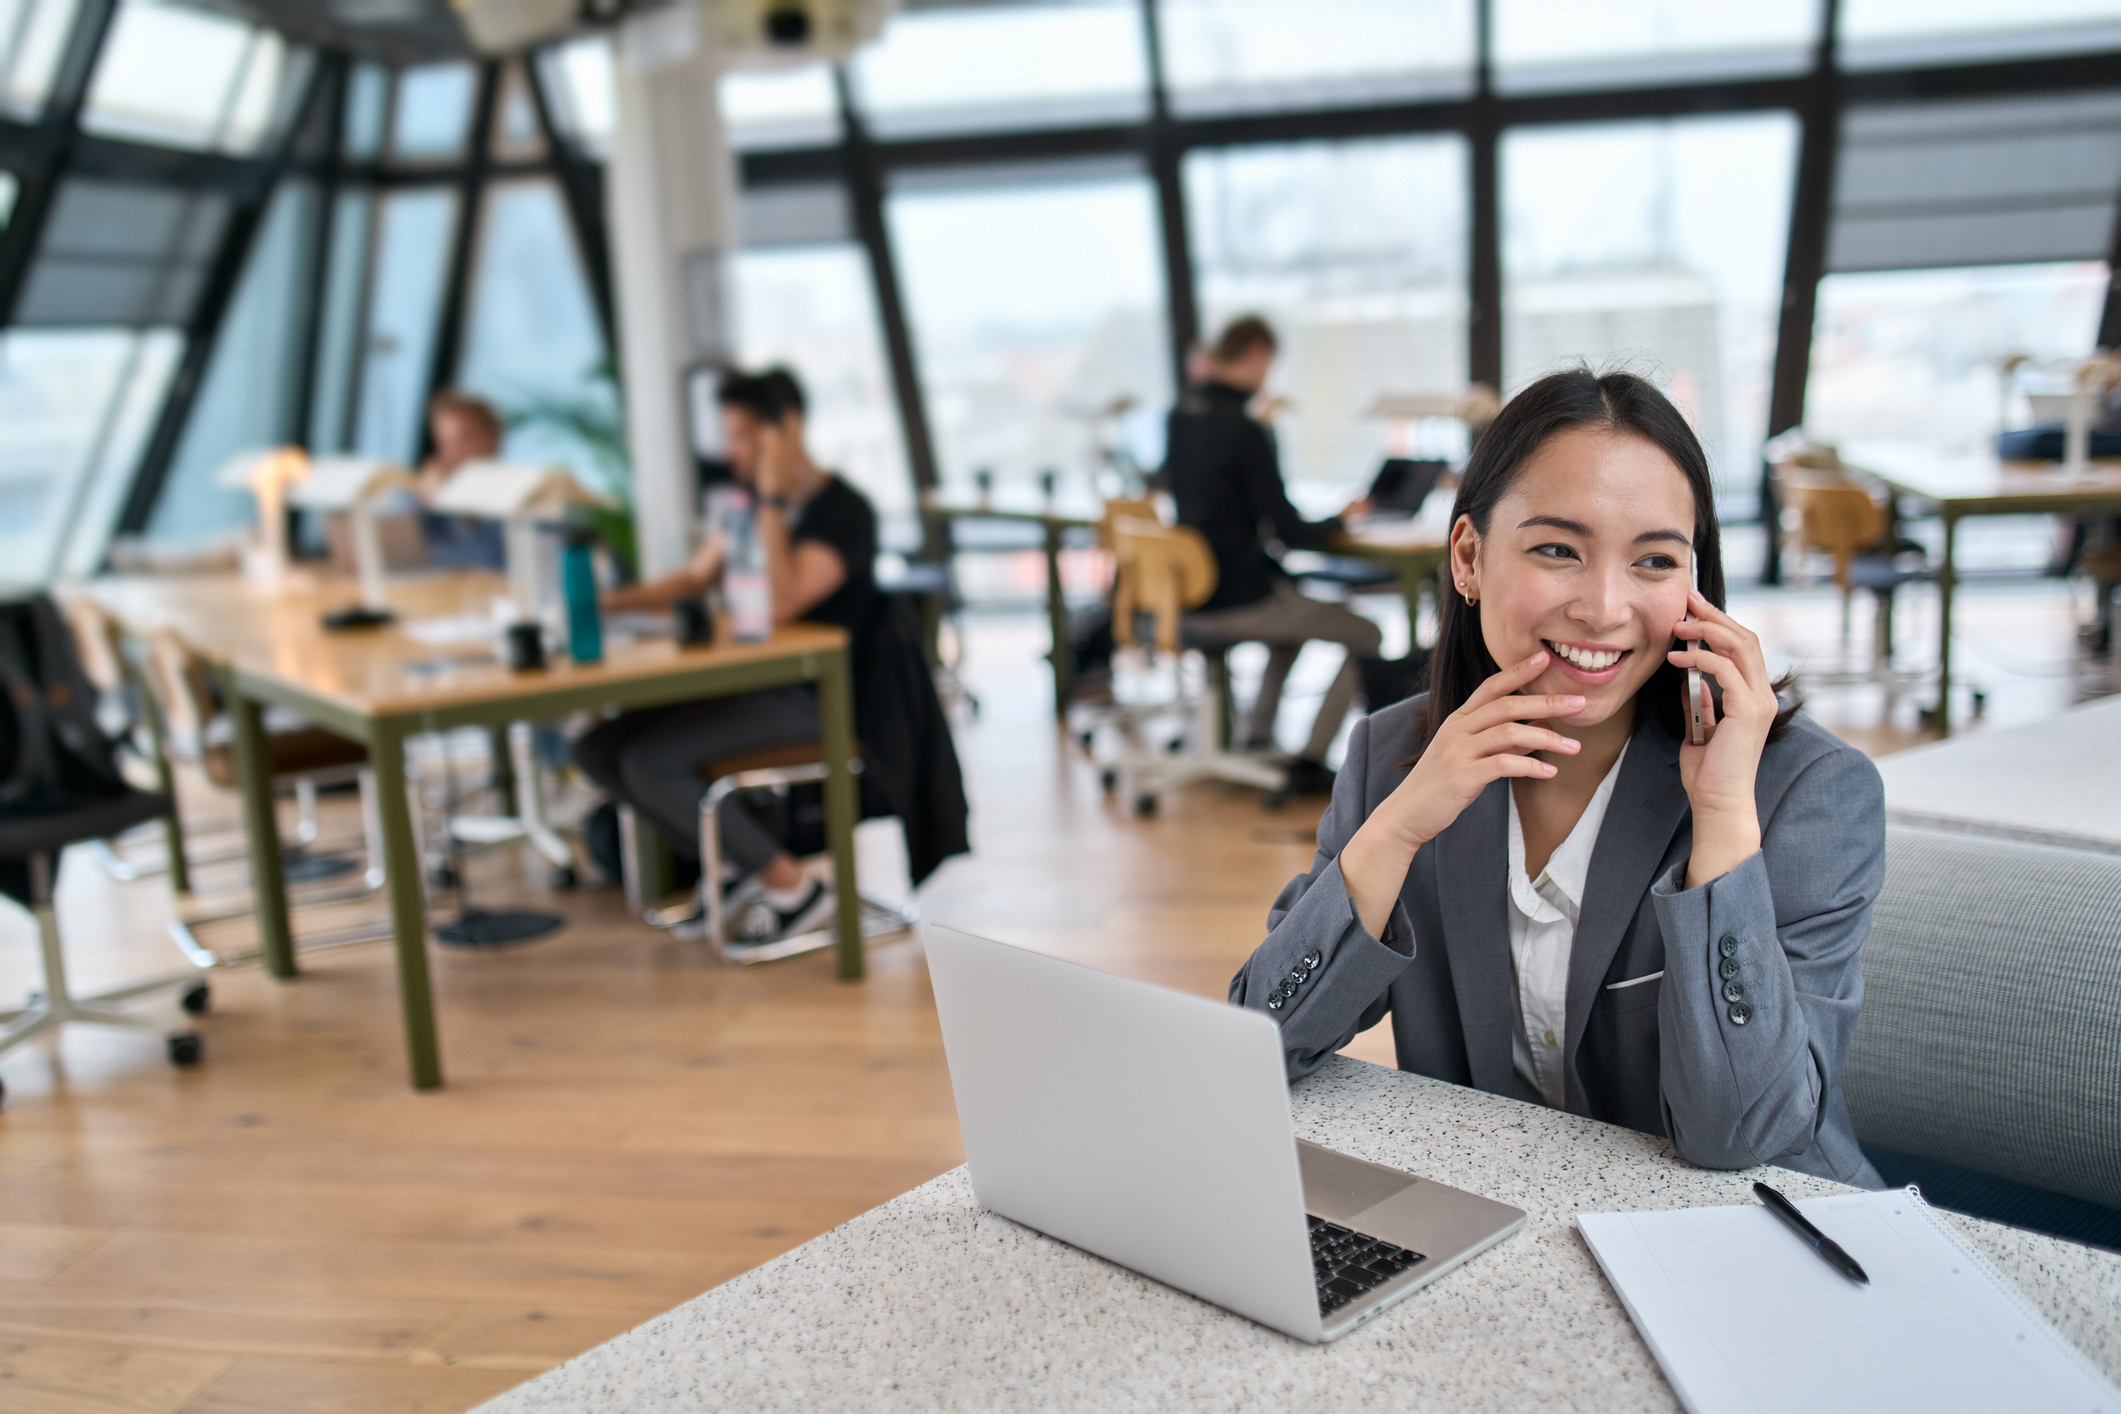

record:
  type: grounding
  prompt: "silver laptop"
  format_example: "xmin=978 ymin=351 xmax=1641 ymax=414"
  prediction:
xmin=924 ymin=925 xmax=1526 ymax=1344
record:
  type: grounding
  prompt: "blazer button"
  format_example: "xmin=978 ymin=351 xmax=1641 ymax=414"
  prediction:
xmin=1284 ymin=972 xmax=1304 ymax=990
xmin=1722 ymin=980 xmax=1745 ymax=1003
xmin=1266 ymin=994 xmax=1285 ymax=1010
xmin=1719 ymin=934 xmax=1739 ymax=959
xmin=1719 ymin=957 xmax=1740 ymax=980
xmin=1301 ymin=950 xmax=1322 ymax=969
xmin=1727 ymin=1001 xmax=1752 ymax=1026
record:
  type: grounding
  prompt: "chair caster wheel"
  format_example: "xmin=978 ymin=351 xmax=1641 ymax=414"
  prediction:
xmin=549 ymin=864 xmax=578 ymax=891
xmin=429 ymin=865 xmax=459 ymax=889
xmin=1133 ymin=793 xmax=1158 ymax=817
xmin=168 ymin=1033 xmax=203 ymax=1067
xmin=1166 ymin=738 xmax=1184 ymax=754
xmin=1261 ymin=789 xmax=1289 ymax=811
xmin=1078 ymin=731 xmax=1095 ymax=751
xmin=1099 ymin=769 xmax=1117 ymax=793
xmin=180 ymin=982 xmax=211 ymax=1015
xmin=1970 ymin=691 xmax=1987 ymax=715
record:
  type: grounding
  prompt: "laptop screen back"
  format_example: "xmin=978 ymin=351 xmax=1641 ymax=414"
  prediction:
xmin=924 ymin=925 xmax=1322 ymax=1340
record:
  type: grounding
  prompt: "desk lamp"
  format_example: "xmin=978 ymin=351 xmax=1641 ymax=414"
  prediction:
xmin=213 ymin=447 xmax=311 ymax=586
xmin=287 ymin=456 xmax=416 ymax=628
xmin=429 ymin=460 xmax=611 ymax=635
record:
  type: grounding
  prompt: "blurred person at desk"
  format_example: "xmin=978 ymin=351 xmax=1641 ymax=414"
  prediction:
xmin=577 ymin=369 xmax=967 ymax=945
xmin=1165 ymin=315 xmax=1379 ymax=795
xmin=414 ymin=389 xmax=508 ymax=570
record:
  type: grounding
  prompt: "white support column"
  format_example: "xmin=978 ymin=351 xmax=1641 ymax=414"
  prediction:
xmin=607 ymin=1 xmax=738 ymax=578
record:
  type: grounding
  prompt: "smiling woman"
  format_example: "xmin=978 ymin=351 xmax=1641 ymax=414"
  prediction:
xmin=1231 ymin=368 xmax=1888 ymax=1189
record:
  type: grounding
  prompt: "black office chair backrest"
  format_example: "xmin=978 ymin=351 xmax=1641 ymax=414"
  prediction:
xmin=0 ymin=594 xmax=129 ymax=815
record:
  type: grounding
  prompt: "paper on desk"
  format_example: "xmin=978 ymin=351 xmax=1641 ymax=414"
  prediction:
xmin=1577 ymin=1187 xmax=2117 ymax=1414
xmin=402 ymin=615 xmax=499 ymax=647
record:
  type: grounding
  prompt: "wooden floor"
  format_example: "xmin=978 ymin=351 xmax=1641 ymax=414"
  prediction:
xmin=0 ymin=576 xmax=2108 ymax=1414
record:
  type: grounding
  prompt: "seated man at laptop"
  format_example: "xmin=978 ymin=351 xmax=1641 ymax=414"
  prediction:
xmin=1165 ymin=316 xmax=1380 ymax=795
xmin=575 ymin=369 xmax=875 ymax=945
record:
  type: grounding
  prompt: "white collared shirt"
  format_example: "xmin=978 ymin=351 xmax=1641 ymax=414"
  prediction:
xmin=1505 ymin=742 xmax=1630 ymax=1110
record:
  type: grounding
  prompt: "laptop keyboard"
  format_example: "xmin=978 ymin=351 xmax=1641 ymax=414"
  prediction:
xmin=1309 ymin=1215 xmax=1426 ymax=1315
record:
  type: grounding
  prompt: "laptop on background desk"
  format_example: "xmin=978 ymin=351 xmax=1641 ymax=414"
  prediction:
xmin=923 ymin=925 xmax=1525 ymax=1343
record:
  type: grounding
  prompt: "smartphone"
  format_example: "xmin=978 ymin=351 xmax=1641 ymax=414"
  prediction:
xmin=1684 ymin=556 xmax=1705 ymax=746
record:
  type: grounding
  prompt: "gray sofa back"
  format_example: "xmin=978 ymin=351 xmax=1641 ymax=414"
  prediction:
xmin=1844 ymin=824 xmax=2121 ymax=1210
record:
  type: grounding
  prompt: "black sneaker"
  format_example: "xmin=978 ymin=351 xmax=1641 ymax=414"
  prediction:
xmin=1283 ymin=758 xmax=1337 ymax=796
xmin=733 ymin=879 xmax=836 ymax=945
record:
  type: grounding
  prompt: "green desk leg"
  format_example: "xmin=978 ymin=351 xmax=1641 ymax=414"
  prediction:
xmin=226 ymin=680 xmax=294 ymax=978
xmin=368 ymin=725 xmax=443 ymax=1089
xmin=489 ymin=724 xmax=518 ymax=815
xmin=132 ymin=644 xmax=190 ymax=896
xmin=817 ymin=648 xmax=865 ymax=981
xmin=1044 ymin=521 xmax=1071 ymax=717
xmin=1932 ymin=513 xmax=1959 ymax=735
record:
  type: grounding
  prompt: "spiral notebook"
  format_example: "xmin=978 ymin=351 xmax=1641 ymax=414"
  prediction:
xmin=1577 ymin=1187 xmax=2118 ymax=1414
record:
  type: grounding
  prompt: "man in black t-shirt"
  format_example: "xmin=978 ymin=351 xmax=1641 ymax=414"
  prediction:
xmin=576 ymin=369 xmax=877 ymax=946
xmin=1165 ymin=317 xmax=1379 ymax=795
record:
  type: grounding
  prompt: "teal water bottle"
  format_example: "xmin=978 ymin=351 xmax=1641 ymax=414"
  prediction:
xmin=561 ymin=532 xmax=602 ymax=663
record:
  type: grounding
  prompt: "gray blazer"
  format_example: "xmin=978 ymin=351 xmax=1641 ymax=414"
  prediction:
xmin=1231 ymin=694 xmax=1886 ymax=1187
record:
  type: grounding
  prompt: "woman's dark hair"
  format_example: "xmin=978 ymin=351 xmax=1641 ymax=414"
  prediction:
xmin=1419 ymin=367 xmax=1800 ymax=749
xmin=717 ymin=366 xmax=806 ymax=424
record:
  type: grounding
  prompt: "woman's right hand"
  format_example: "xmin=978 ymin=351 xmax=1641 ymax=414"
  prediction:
xmin=1339 ymin=651 xmax=1583 ymax=936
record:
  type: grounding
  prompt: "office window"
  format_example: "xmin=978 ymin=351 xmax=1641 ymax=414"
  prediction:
xmin=149 ymin=181 xmax=318 ymax=549
xmin=1186 ymin=135 xmax=1469 ymax=486
xmin=491 ymin=60 xmax=546 ymax=161
xmin=887 ymin=169 xmax=1170 ymax=498
xmin=456 ymin=179 xmax=616 ymax=495
xmin=1840 ymin=0 xmax=2121 ymax=68
xmin=0 ymin=0 xmax=78 ymax=119
xmin=0 ymin=328 xmax=181 ymax=582
xmin=721 ymin=62 xmax=839 ymax=150
xmin=13 ymin=179 xmax=230 ymax=327
xmin=850 ymin=2 xmax=1148 ymax=139
xmin=307 ymin=188 xmax=372 ymax=452
xmin=352 ymin=187 xmax=458 ymax=465
xmin=1502 ymin=113 xmax=1799 ymax=496
xmin=390 ymin=62 xmax=476 ymax=164
xmin=1827 ymin=93 xmax=2121 ymax=275
xmin=538 ymin=35 xmax=615 ymax=157
xmin=83 ymin=0 xmax=303 ymax=154
xmin=343 ymin=61 xmax=388 ymax=160
xmin=1157 ymin=0 xmax=1475 ymax=115
xmin=732 ymin=244 xmax=913 ymax=533
xmin=1493 ymin=0 xmax=1817 ymax=93
xmin=1805 ymin=263 xmax=2109 ymax=447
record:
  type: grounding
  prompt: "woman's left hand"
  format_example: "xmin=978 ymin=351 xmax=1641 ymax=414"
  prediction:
xmin=1669 ymin=589 xmax=1776 ymax=888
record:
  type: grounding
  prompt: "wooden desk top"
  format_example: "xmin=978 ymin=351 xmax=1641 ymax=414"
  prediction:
xmin=1841 ymin=440 xmax=2121 ymax=511
xmin=920 ymin=492 xmax=1100 ymax=527
xmin=81 ymin=572 xmax=847 ymax=722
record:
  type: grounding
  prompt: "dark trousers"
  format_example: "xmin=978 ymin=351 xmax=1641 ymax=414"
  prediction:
xmin=573 ymin=686 xmax=821 ymax=875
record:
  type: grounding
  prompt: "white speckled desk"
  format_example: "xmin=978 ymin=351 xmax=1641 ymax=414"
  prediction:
xmin=474 ymin=1057 xmax=2121 ymax=1413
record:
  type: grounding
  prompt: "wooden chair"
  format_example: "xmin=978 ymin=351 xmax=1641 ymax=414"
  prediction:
xmin=1103 ymin=518 xmax=1286 ymax=815
xmin=1773 ymin=458 xmax=1932 ymax=684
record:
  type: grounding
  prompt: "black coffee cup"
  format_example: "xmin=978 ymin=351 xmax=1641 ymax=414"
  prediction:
xmin=505 ymin=622 xmax=547 ymax=672
xmin=673 ymin=597 xmax=714 ymax=646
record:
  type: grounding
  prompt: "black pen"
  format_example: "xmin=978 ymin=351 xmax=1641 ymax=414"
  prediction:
xmin=1754 ymin=1181 xmax=1869 ymax=1286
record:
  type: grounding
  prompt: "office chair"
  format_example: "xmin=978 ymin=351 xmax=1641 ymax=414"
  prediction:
xmin=1101 ymin=517 xmax=1287 ymax=816
xmin=134 ymin=630 xmax=395 ymax=964
xmin=0 ymin=594 xmax=206 ymax=1101
xmin=1773 ymin=458 xmax=1935 ymax=692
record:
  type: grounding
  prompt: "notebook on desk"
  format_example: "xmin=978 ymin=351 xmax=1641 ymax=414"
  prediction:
xmin=1578 ymin=1187 xmax=2117 ymax=1414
